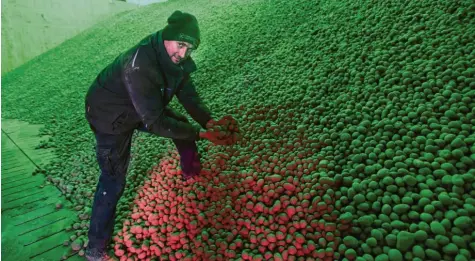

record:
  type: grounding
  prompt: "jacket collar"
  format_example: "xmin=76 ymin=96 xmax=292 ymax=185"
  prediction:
xmin=154 ymin=30 xmax=197 ymax=77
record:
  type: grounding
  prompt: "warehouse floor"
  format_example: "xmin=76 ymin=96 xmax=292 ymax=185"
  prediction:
xmin=1 ymin=119 xmax=84 ymax=261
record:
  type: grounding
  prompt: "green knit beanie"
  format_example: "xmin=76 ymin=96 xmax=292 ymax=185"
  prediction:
xmin=162 ymin=11 xmax=200 ymax=49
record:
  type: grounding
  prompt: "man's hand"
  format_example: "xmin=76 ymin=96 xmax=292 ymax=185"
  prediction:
xmin=200 ymin=115 xmax=240 ymax=145
xmin=199 ymin=130 xmax=232 ymax=145
xmin=205 ymin=115 xmax=239 ymax=131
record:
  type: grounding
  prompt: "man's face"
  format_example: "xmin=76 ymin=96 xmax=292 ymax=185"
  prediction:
xmin=164 ymin=40 xmax=195 ymax=64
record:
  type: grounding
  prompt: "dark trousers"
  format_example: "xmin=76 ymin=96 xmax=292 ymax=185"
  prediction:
xmin=86 ymin=117 xmax=200 ymax=251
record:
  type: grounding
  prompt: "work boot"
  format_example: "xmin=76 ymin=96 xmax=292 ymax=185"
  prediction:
xmin=182 ymin=168 xmax=213 ymax=184
xmin=181 ymin=156 xmax=201 ymax=182
xmin=85 ymin=248 xmax=112 ymax=261
xmin=182 ymin=173 xmax=200 ymax=186
xmin=182 ymin=171 xmax=199 ymax=181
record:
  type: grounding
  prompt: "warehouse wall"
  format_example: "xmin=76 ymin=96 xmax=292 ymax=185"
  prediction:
xmin=1 ymin=0 xmax=136 ymax=75
xmin=127 ymin=0 xmax=168 ymax=5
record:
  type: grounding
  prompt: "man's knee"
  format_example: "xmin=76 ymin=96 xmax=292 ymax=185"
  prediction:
xmin=97 ymin=148 xmax=129 ymax=178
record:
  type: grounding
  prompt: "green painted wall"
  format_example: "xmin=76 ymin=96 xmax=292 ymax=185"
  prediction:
xmin=126 ymin=0 xmax=168 ymax=5
xmin=1 ymin=0 xmax=136 ymax=75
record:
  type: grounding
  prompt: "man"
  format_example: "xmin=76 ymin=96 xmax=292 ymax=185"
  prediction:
xmin=84 ymin=10 xmax=230 ymax=260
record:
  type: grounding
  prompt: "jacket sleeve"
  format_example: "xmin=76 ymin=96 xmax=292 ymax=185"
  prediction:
xmin=122 ymin=49 xmax=200 ymax=141
xmin=177 ymin=75 xmax=213 ymax=129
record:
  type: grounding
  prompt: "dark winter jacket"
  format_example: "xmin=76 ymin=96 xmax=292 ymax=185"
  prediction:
xmin=85 ymin=30 xmax=212 ymax=141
